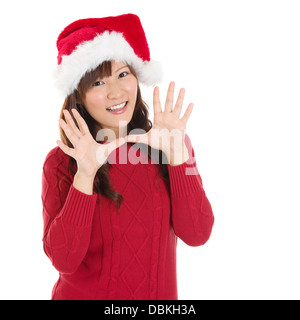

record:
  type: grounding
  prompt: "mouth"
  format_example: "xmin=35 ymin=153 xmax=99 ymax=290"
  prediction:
xmin=106 ymin=101 xmax=128 ymax=114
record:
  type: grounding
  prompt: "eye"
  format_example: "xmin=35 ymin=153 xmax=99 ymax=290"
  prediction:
xmin=119 ymin=71 xmax=129 ymax=78
xmin=93 ymin=80 xmax=104 ymax=86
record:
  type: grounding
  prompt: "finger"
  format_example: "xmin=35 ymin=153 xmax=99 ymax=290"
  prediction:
xmin=181 ymin=103 xmax=194 ymax=124
xmin=105 ymin=137 xmax=127 ymax=157
xmin=164 ymin=81 xmax=175 ymax=113
xmin=63 ymin=110 xmax=82 ymax=137
xmin=59 ymin=118 xmax=80 ymax=147
xmin=173 ymin=88 xmax=185 ymax=117
xmin=153 ymin=86 xmax=162 ymax=115
xmin=56 ymin=140 xmax=75 ymax=158
xmin=71 ymin=108 xmax=91 ymax=136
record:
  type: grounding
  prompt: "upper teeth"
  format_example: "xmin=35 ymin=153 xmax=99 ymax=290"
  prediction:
xmin=107 ymin=102 xmax=126 ymax=111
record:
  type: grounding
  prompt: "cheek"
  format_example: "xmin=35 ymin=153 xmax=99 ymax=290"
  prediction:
xmin=86 ymin=93 xmax=106 ymax=110
xmin=126 ymin=78 xmax=138 ymax=99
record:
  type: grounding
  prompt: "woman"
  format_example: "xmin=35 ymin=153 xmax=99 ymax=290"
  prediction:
xmin=41 ymin=13 xmax=214 ymax=300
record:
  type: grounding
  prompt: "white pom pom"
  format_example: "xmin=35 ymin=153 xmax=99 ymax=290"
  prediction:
xmin=137 ymin=60 xmax=163 ymax=86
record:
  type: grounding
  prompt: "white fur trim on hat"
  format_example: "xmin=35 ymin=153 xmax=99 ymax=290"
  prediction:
xmin=53 ymin=31 xmax=162 ymax=98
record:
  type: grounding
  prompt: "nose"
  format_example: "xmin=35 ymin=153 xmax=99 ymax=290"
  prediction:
xmin=107 ymin=82 xmax=124 ymax=100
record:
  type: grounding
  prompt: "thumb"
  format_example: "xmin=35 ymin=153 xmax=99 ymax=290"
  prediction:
xmin=105 ymin=137 xmax=124 ymax=154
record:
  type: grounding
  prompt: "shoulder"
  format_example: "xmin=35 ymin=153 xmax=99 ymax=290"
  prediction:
xmin=42 ymin=146 xmax=72 ymax=177
xmin=42 ymin=146 xmax=75 ymax=198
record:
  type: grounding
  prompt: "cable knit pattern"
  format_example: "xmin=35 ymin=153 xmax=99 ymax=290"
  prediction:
xmin=41 ymin=134 xmax=214 ymax=299
xmin=147 ymin=165 xmax=164 ymax=299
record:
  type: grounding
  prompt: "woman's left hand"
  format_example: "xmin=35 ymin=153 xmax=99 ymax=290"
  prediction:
xmin=125 ymin=81 xmax=194 ymax=165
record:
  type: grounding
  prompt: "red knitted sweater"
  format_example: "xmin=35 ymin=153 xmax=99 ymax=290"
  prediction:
xmin=41 ymin=134 xmax=214 ymax=300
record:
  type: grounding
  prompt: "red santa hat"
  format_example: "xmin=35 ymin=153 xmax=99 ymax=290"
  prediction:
xmin=53 ymin=13 xmax=163 ymax=98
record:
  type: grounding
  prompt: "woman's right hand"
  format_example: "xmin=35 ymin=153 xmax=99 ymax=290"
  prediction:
xmin=57 ymin=108 xmax=126 ymax=178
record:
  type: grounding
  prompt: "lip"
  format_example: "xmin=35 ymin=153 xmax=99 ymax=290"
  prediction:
xmin=106 ymin=101 xmax=128 ymax=115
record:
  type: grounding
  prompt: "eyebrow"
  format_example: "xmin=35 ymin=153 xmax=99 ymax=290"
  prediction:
xmin=114 ymin=65 xmax=129 ymax=73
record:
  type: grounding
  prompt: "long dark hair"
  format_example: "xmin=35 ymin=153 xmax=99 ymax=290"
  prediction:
xmin=59 ymin=60 xmax=169 ymax=212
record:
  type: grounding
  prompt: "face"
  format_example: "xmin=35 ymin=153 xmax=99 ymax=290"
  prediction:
xmin=82 ymin=60 xmax=138 ymax=141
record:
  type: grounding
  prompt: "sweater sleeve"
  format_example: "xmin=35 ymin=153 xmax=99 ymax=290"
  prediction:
xmin=41 ymin=147 xmax=98 ymax=274
xmin=167 ymin=134 xmax=214 ymax=246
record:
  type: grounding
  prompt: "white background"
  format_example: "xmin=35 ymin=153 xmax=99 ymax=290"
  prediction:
xmin=0 ymin=0 xmax=299 ymax=300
